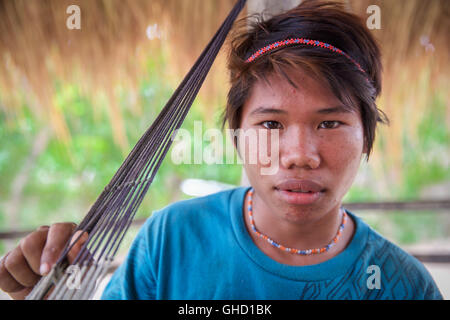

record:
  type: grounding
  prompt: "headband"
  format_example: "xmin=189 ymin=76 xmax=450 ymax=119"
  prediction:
xmin=245 ymin=38 xmax=369 ymax=82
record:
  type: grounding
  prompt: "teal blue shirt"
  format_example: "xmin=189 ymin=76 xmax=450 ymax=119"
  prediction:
xmin=101 ymin=186 xmax=443 ymax=300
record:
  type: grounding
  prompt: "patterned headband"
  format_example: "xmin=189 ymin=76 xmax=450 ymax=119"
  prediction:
xmin=245 ymin=38 xmax=369 ymax=82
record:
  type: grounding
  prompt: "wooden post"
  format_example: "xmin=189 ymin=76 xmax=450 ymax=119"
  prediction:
xmin=240 ymin=0 xmax=302 ymax=187
xmin=247 ymin=0 xmax=302 ymax=17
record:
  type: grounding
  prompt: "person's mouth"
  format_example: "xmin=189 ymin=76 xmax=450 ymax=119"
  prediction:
xmin=274 ymin=179 xmax=326 ymax=205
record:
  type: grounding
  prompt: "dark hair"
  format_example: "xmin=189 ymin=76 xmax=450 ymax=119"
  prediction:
xmin=221 ymin=0 xmax=389 ymax=160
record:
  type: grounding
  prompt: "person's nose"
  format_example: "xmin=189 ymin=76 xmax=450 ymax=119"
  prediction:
xmin=280 ymin=126 xmax=321 ymax=170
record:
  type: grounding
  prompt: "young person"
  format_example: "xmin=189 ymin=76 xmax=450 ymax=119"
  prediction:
xmin=0 ymin=0 xmax=443 ymax=300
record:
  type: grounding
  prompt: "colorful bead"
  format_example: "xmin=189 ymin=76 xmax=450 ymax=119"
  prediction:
xmin=247 ymin=187 xmax=348 ymax=256
xmin=245 ymin=38 xmax=368 ymax=82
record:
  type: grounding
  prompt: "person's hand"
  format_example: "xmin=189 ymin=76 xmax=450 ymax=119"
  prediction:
xmin=0 ymin=223 xmax=88 ymax=300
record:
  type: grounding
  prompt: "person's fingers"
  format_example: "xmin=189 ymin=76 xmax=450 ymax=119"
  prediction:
xmin=67 ymin=230 xmax=89 ymax=264
xmin=20 ymin=226 xmax=49 ymax=275
xmin=8 ymin=287 xmax=33 ymax=300
xmin=0 ymin=252 xmax=25 ymax=293
xmin=3 ymin=246 xmax=41 ymax=288
xmin=40 ymin=223 xmax=76 ymax=275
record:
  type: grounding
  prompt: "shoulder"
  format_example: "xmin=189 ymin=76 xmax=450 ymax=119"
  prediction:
xmin=353 ymin=214 xmax=443 ymax=299
xmin=152 ymin=186 xmax=242 ymax=219
xmin=142 ymin=186 xmax=246 ymax=236
xmin=162 ymin=186 xmax=241 ymax=214
xmin=366 ymin=224 xmax=428 ymax=277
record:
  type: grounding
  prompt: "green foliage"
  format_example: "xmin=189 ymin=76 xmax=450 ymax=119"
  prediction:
xmin=0 ymin=57 xmax=448 ymax=258
xmin=358 ymin=211 xmax=446 ymax=246
xmin=400 ymin=95 xmax=450 ymax=199
xmin=0 ymin=53 xmax=244 ymax=259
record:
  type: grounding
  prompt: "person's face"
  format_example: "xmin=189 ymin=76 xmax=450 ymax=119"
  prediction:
xmin=238 ymin=70 xmax=367 ymax=224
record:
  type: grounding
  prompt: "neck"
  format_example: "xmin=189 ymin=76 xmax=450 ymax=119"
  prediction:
xmin=246 ymin=189 xmax=344 ymax=250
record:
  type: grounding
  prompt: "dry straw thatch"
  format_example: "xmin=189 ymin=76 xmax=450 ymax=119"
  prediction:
xmin=0 ymin=0 xmax=236 ymax=150
xmin=350 ymin=0 xmax=449 ymax=188
xmin=0 ymin=0 xmax=448 ymax=190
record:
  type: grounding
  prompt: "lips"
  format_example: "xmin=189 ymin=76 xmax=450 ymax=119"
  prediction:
xmin=274 ymin=179 xmax=325 ymax=205
xmin=275 ymin=179 xmax=325 ymax=193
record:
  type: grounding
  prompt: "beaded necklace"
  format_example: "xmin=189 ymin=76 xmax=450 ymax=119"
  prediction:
xmin=247 ymin=187 xmax=348 ymax=255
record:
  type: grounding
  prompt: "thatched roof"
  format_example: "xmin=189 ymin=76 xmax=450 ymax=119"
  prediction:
xmin=0 ymin=0 xmax=448 ymax=176
xmin=0 ymin=0 xmax=236 ymax=148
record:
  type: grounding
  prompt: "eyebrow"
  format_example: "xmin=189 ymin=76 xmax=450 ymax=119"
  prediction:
xmin=249 ymin=105 xmax=352 ymax=116
xmin=249 ymin=107 xmax=288 ymax=116
xmin=316 ymin=106 xmax=353 ymax=114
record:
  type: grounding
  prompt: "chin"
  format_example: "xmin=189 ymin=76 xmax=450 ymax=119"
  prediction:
xmin=276 ymin=193 xmax=335 ymax=221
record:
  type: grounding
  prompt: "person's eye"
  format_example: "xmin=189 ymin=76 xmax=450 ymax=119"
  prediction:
xmin=260 ymin=121 xmax=282 ymax=130
xmin=319 ymin=121 xmax=342 ymax=129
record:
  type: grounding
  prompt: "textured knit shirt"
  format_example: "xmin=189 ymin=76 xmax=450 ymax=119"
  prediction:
xmin=101 ymin=186 xmax=443 ymax=300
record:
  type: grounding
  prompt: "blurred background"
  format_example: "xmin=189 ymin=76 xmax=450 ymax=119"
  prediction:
xmin=0 ymin=0 xmax=448 ymax=298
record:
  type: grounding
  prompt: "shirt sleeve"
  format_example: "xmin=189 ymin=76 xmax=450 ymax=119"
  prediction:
xmin=423 ymin=280 xmax=444 ymax=300
xmin=408 ymin=257 xmax=444 ymax=300
xmin=100 ymin=216 xmax=157 ymax=300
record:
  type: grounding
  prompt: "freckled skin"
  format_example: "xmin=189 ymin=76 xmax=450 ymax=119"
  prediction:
xmin=238 ymin=70 xmax=367 ymax=266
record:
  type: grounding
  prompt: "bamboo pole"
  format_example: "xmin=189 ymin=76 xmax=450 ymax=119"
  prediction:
xmin=247 ymin=0 xmax=302 ymax=16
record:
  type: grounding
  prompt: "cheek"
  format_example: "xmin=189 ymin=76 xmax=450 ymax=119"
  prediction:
xmin=240 ymin=132 xmax=276 ymax=185
xmin=237 ymin=128 xmax=277 ymax=167
xmin=242 ymin=158 xmax=268 ymax=192
xmin=320 ymin=131 xmax=364 ymax=199
xmin=322 ymin=129 xmax=364 ymax=170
